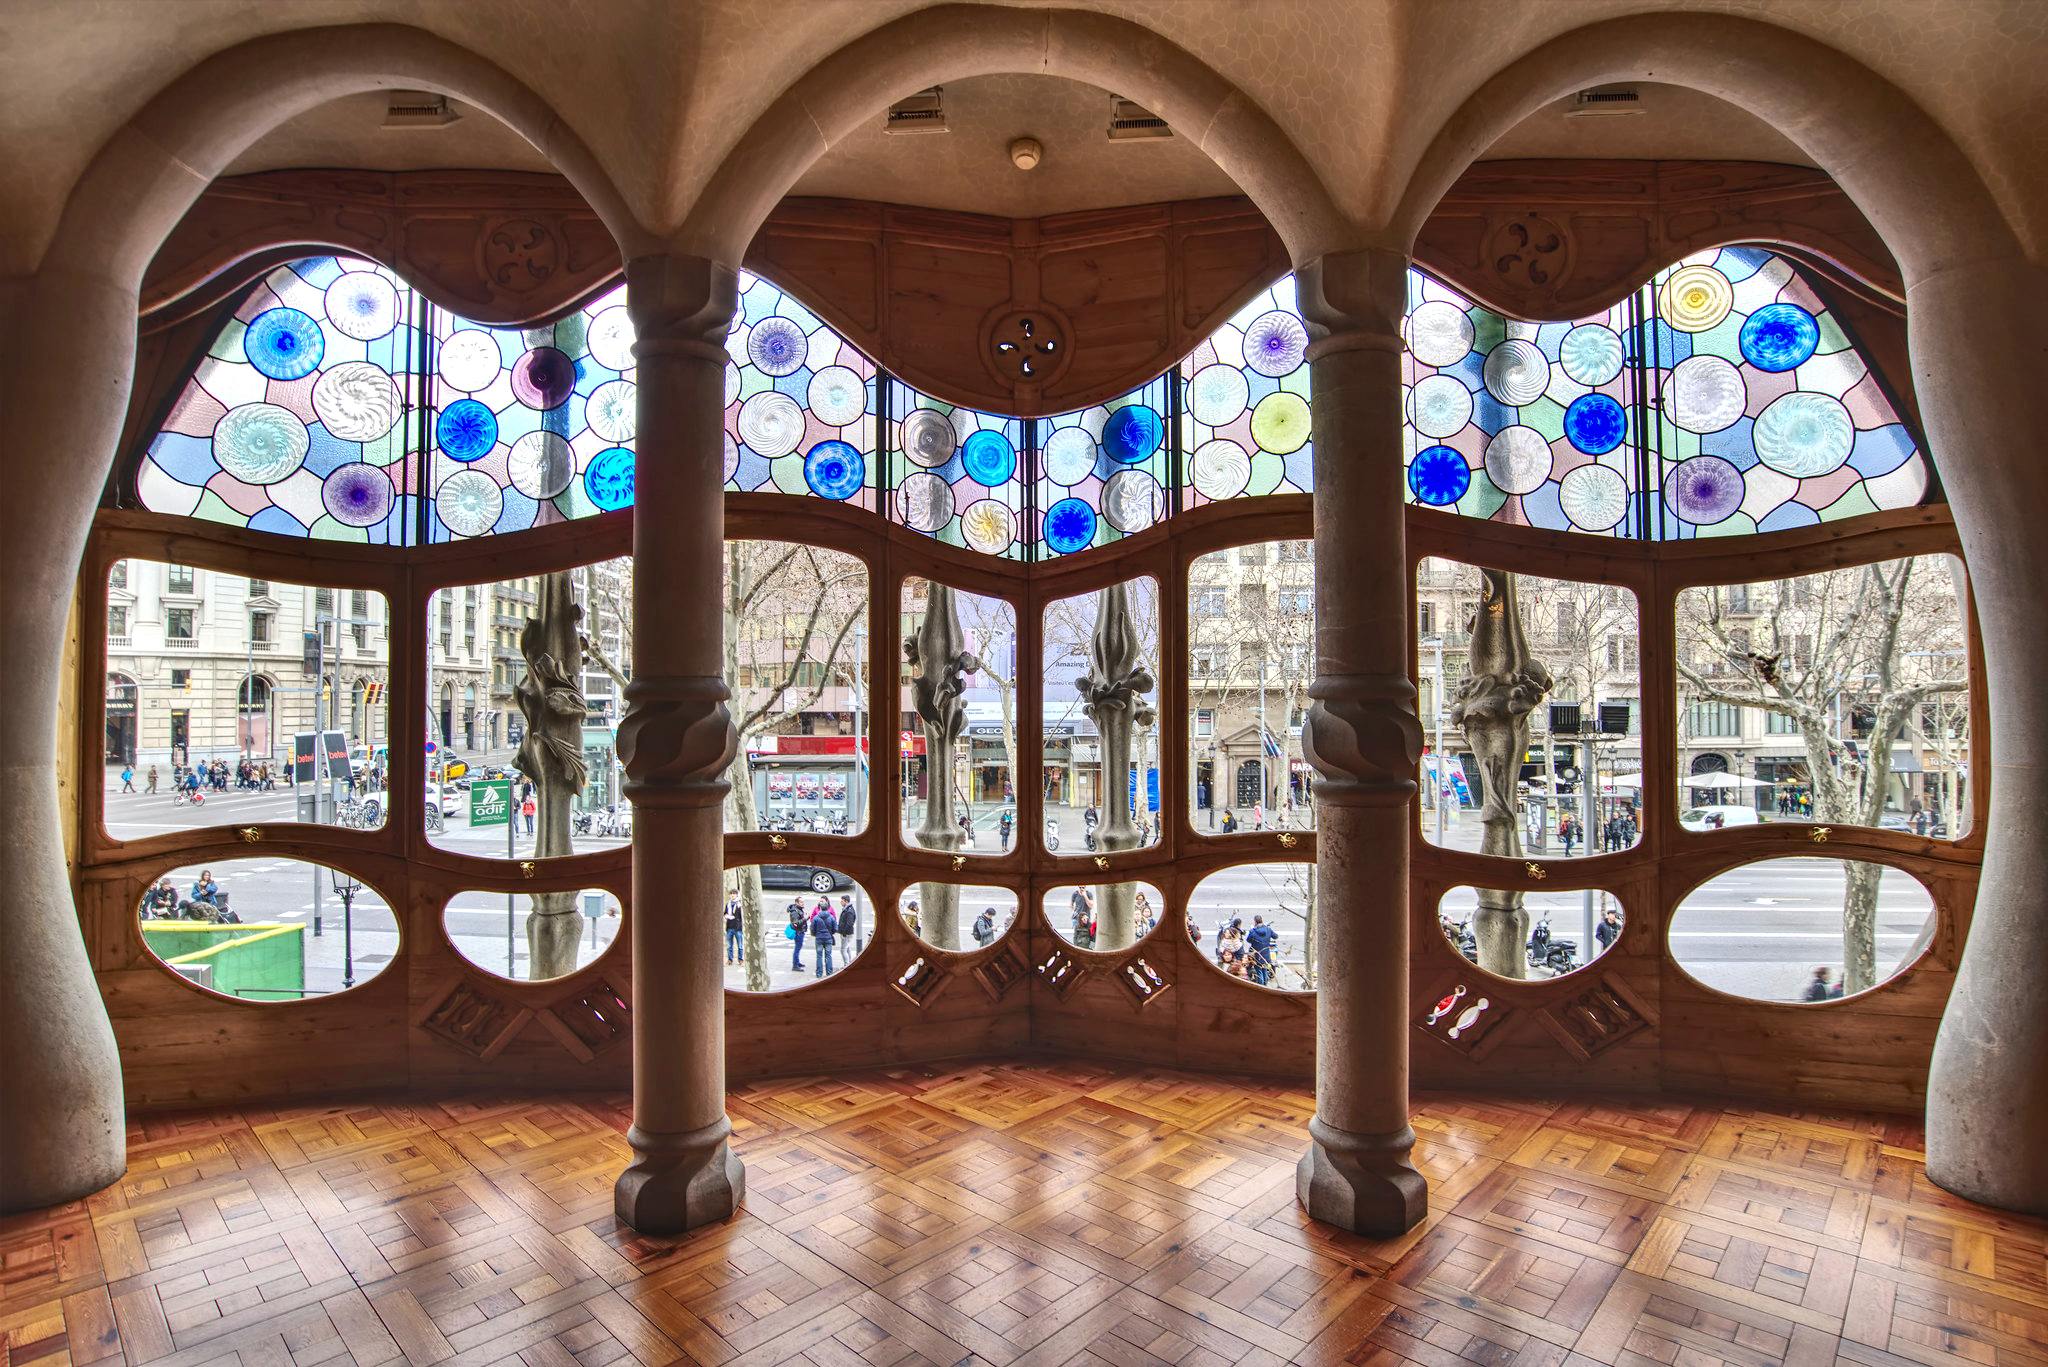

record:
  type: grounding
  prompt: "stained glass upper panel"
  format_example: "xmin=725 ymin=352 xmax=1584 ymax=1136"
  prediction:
xmin=142 ymin=258 xmax=421 ymax=542
xmin=427 ymin=282 xmax=634 ymax=541
xmin=1178 ymin=276 xmax=1314 ymax=506
xmin=886 ymin=380 xmax=1027 ymax=559
xmin=723 ymin=272 xmax=877 ymax=509
xmin=1035 ymin=376 xmax=1172 ymax=556
xmin=1399 ymin=247 xmax=1929 ymax=538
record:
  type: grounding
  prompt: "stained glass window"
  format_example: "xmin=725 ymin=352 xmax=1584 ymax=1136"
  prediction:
xmin=427 ymin=282 xmax=634 ymax=540
xmin=1035 ymin=376 xmax=1172 ymax=555
xmin=1178 ymin=275 xmax=1314 ymax=505
xmin=887 ymin=381 xmax=1026 ymax=559
xmin=724 ymin=273 xmax=877 ymax=509
xmin=1399 ymin=248 xmax=1928 ymax=538
xmin=141 ymin=258 xmax=420 ymax=542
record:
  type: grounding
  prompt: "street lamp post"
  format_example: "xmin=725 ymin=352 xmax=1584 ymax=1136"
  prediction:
xmin=329 ymin=865 xmax=361 ymax=990
xmin=1421 ymin=635 xmax=1448 ymax=847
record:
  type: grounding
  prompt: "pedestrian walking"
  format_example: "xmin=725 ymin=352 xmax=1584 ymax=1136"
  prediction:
xmin=1245 ymin=915 xmax=1278 ymax=986
xmin=1069 ymin=886 xmax=1095 ymax=948
xmin=520 ymin=792 xmax=537 ymax=835
xmin=120 ymin=764 xmax=135 ymax=793
xmin=972 ymin=906 xmax=996 ymax=947
xmin=145 ymin=764 xmax=159 ymax=794
xmin=724 ymin=897 xmax=744 ymax=964
xmin=1595 ymin=908 xmax=1621 ymax=951
xmin=837 ymin=894 xmax=859 ymax=952
xmin=1801 ymin=965 xmax=1835 ymax=1002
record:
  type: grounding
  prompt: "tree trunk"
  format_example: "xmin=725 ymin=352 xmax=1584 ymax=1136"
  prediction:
xmin=1841 ymin=858 xmax=1881 ymax=993
xmin=723 ymin=755 xmax=772 ymax=991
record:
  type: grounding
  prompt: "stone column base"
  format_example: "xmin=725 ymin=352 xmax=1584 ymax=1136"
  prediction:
xmin=1297 ymin=1115 xmax=1427 ymax=1235
xmin=614 ymin=1118 xmax=745 ymax=1234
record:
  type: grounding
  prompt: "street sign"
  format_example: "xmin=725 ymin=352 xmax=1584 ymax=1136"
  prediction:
xmin=321 ymin=730 xmax=350 ymax=780
xmin=291 ymin=731 xmax=318 ymax=784
xmin=469 ymin=778 xmax=512 ymax=828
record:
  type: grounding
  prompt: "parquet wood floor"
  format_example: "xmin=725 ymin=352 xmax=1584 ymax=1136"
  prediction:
xmin=4 ymin=1063 xmax=2043 ymax=1367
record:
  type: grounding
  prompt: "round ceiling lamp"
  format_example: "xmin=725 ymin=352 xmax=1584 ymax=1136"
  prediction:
xmin=1009 ymin=136 xmax=1043 ymax=171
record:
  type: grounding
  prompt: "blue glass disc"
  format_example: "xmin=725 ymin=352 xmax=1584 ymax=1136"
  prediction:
xmin=803 ymin=440 xmax=864 ymax=500
xmin=436 ymin=399 xmax=499 ymax=461
xmin=1563 ymin=393 xmax=1627 ymax=454
xmin=1101 ymin=404 xmax=1163 ymax=463
xmin=1043 ymin=497 xmax=1097 ymax=554
xmin=1408 ymin=445 xmax=1471 ymax=506
xmin=961 ymin=429 xmax=1016 ymax=486
xmin=1739 ymin=303 xmax=1819 ymax=372
xmin=243 ymin=307 xmax=325 ymax=381
xmin=585 ymin=446 xmax=636 ymax=510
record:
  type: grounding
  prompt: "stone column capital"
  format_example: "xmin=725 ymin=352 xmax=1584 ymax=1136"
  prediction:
xmin=624 ymin=253 xmax=740 ymax=361
xmin=1294 ymin=247 xmax=1408 ymax=354
xmin=1303 ymin=673 xmax=1423 ymax=807
xmin=617 ymin=675 xmax=737 ymax=808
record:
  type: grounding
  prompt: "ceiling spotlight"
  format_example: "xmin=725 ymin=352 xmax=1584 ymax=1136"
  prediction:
xmin=1010 ymin=137 xmax=1043 ymax=171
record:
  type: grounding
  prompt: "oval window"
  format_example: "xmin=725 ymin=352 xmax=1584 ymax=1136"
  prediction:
xmin=898 ymin=884 xmax=1019 ymax=952
xmin=722 ymin=864 xmax=872 ymax=991
xmin=1436 ymin=885 xmax=1623 ymax=981
xmin=1188 ymin=862 xmax=1314 ymax=990
xmin=1045 ymin=880 xmax=1167 ymax=955
xmin=443 ymin=888 xmax=621 ymax=982
xmin=136 ymin=857 xmax=397 ymax=999
xmin=1668 ymin=857 xmax=1934 ymax=1001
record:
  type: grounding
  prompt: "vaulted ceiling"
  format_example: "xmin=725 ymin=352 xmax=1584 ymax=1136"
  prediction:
xmin=3 ymin=0 xmax=2042 ymax=273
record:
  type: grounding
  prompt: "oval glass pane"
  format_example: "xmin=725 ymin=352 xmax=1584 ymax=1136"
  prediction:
xmin=1415 ymin=558 xmax=1642 ymax=859
xmin=443 ymin=887 xmax=621 ymax=982
xmin=1043 ymin=577 xmax=1162 ymax=855
xmin=1669 ymin=857 xmax=1934 ymax=1002
xmin=1436 ymin=885 xmax=1623 ymax=981
xmin=722 ymin=864 xmax=872 ymax=992
xmin=1044 ymin=881 xmax=1166 ymax=954
xmin=136 ymin=858 xmax=396 ymax=999
xmin=1188 ymin=862 xmax=1315 ymax=990
xmin=1675 ymin=556 xmax=1971 ymax=841
xmin=103 ymin=563 xmax=390 ymax=841
xmin=901 ymin=580 xmax=1017 ymax=855
xmin=1189 ymin=542 xmax=1317 ymax=835
xmin=897 ymin=884 xmax=1019 ymax=953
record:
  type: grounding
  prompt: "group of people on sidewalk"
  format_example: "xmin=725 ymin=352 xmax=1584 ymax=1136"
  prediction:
xmin=137 ymin=869 xmax=242 ymax=923
xmin=1201 ymin=913 xmax=1281 ymax=985
xmin=720 ymin=894 xmax=865 ymax=978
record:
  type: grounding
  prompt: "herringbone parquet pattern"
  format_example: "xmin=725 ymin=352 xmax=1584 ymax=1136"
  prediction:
xmin=3 ymin=1064 xmax=2042 ymax=1367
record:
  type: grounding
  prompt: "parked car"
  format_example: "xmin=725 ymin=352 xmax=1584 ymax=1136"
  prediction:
xmin=759 ymin=864 xmax=850 ymax=894
xmin=1680 ymin=804 xmax=1761 ymax=832
xmin=426 ymin=782 xmax=460 ymax=817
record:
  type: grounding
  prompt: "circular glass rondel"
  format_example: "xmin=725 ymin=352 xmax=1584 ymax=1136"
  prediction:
xmin=134 ymin=857 xmax=398 ymax=1001
xmin=722 ymin=864 xmax=874 ymax=993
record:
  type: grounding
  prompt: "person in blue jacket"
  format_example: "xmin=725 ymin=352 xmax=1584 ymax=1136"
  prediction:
xmin=1244 ymin=915 xmax=1279 ymax=986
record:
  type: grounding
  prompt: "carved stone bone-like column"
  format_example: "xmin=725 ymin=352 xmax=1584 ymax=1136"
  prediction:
xmin=1450 ymin=569 xmax=1553 ymax=978
xmin=1078 ymin=581 xmax=1156 ymax=951
xmin=516 ymin=570 xmax=588 ymax=979
xmin=908 ymin=583 xmax=978 ymax=949
xmin=613 ymin=255 xmax=743 ymax=1233
xmin=1295 ymin=249 xmax=1428 ymax=1236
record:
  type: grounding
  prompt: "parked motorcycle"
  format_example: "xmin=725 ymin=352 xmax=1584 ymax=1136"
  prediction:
xmin=1527 ymin=918 xmax=1578 ymax=975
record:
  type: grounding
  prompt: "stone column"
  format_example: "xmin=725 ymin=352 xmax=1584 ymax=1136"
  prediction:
xmin=1295 ymin=248 xmax=1428 ymax=1236
xmin=1918 ymin=258 xmax=2048 ymax=1218
xmin=613 ymin=254 xmax=744 ymax=1233
xmin=1451 ymin=569 xmax=1552 ymax=978
xmin=1079 ymin=581 xmax=1156 ymax=951
xmin=0 ymin=269 xmax=132 ymax=1213
xmin=909 ymin=583 xmax=976 ymax=948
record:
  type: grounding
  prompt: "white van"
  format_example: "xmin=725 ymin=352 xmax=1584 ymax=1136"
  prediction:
xmin=1680 ymin=803 xmax=1761 ymax=832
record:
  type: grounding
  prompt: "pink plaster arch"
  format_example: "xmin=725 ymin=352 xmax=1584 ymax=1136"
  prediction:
xmin=41 ymin=22 xmax=651 ymax=291
xmin=672 ymin=5 xmax=1359 ymax=269
xmin=1390 ymin=12 xmax=2019 ymax=281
